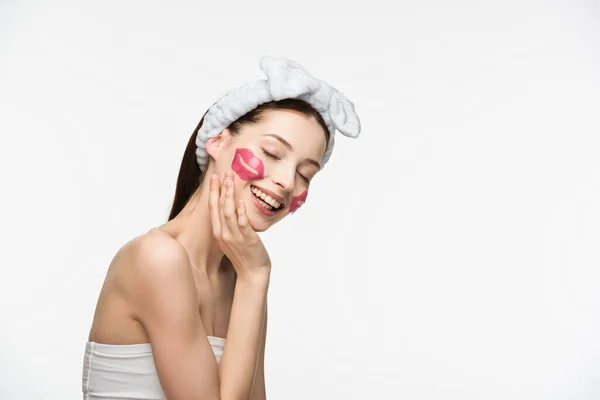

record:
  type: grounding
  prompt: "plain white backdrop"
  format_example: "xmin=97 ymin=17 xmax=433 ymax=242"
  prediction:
xmin=1 ymin=0 xmax=599 ymax=399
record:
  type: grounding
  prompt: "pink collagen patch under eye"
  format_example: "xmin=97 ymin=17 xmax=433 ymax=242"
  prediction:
xmin=231 ymin=148 xmax=265 ymax=181
xmin=289 ymin=190 xmax=308 ymax=213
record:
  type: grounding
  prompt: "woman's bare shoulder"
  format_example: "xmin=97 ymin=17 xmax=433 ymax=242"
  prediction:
xmin=113 ymin=228 xmax=194 ymax=296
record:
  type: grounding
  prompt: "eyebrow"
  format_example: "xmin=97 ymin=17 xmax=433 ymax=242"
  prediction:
xmin=263 ymin=133 xmax=321 ymax=169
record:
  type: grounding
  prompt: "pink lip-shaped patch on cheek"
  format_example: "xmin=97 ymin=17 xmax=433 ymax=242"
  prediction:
xmin=231 ymin=148 xmax=265 ymax=181
xmin=289 ymin=190 xmax=308 ymax=213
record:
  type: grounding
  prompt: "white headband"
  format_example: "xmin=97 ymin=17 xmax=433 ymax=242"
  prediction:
xmin=195 ymin=56 xmax=361 ymax=172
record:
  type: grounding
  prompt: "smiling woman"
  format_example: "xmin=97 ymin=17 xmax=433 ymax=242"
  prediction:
xmin=82 ymin=56 xmax=361 ymax=400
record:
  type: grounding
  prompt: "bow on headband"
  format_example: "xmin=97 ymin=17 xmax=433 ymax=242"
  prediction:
xmin=195 ymin=55 xmax=361 ymax=171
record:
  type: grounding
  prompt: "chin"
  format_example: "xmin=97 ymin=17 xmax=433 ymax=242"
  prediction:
xmin=247 ymin=209 xmax=289 ymax=232
xmin=248 ymin=214 xmax=272 ymax=233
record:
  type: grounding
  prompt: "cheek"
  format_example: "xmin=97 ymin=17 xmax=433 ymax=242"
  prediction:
xmin=231 ymin=148 xmax=265 ymax=181
xmin=289 ymin=190 xmax=308 ymax=213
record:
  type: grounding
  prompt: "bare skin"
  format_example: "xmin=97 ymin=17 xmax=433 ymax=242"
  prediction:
xmin=86 ymin=109 xmax=327 ymax=399
xmin=87 ymin=229 xmax=236 ymax=345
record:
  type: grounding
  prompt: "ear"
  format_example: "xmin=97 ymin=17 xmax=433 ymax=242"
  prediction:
xmin=205 ymin=128 xmax=233 ymax=159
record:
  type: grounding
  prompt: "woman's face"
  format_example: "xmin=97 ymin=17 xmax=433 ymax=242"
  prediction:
xmin=206 ymin=109 xmax=327 ymax=232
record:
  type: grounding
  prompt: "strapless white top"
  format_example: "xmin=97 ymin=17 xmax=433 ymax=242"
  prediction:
xmin=82 ymin=336 xmax=226 ymax=400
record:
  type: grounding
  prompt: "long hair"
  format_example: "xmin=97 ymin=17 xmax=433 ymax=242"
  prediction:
xmin=167 ymin=99 xmax=330 ymax=221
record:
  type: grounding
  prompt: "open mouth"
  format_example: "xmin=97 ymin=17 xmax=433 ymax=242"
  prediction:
xmin=251 ymin=185 xmax=285 ymax=212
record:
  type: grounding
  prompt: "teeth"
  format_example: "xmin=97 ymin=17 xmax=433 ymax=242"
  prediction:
xmin=251 ymin=186 xmax=281 ymax=209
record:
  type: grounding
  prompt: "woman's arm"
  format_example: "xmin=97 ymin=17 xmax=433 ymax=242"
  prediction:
xmin=250 ymin=306 xmax=267 ymax=400
xmin=125 ymin=233 xmax=267 ymax=400
xmin=219 ymin=276 xmax=268 ymax=400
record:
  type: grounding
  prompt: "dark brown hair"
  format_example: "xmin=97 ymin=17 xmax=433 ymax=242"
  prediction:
xmin=167 ymin=98 xmax=329 ymax=220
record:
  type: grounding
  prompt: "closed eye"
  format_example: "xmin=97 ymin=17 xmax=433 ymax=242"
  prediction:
xmin=262 ymin=149 xmax=280 ymax=160
xmin=263 ymin=149 xmax=311 ymax=183
xmin=299 ymin=173 xmax=310 ymax=184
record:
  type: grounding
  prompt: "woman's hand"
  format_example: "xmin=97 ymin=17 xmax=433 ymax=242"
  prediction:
xmin=209 ymin=171 xmax=272 ymax=284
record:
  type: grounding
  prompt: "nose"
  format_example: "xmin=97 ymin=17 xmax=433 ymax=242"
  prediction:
xmin=271 ymin=165 xmax=295 ymax=193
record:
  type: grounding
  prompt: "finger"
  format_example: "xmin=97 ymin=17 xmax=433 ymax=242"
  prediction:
xmin=208 ymin=174 xmax=222 ymax=237
xmin=218 ymin=174 xmax=229 ymax=238
xmin=237 ymin=200 xmax=252 ymax=233
xmin=223 ymin=173 xmax=242 ymax=237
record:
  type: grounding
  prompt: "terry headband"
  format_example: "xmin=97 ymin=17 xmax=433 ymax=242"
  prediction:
xmin=195 ymin=55 xmax=361 ymax=172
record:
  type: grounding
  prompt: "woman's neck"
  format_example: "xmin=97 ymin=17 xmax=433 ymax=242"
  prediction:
xmin=159 ymin=182 xmax=227 ymax=282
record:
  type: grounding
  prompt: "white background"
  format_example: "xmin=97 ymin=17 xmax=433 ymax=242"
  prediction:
xmin=1 ymin=1 xmax=599 ymax=399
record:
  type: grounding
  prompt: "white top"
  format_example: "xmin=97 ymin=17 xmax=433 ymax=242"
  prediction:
xmin=82 ymin=336 xmax=226 ymax=400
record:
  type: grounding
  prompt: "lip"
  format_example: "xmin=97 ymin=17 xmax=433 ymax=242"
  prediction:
xmin=231 ymin=148 xmax=264 ymax=181
xmin=251 ymin=184 xmax=286 ymax=206
xmin=250 ymin=190 xmax=279 ymax=217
